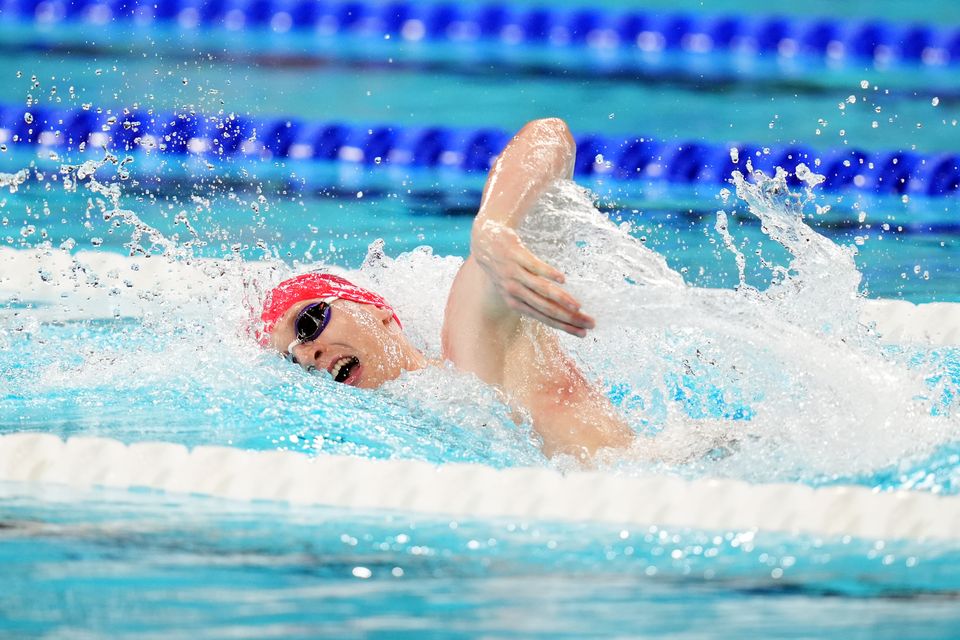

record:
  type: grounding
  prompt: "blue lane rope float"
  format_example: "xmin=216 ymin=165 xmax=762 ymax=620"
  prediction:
xmin=2 ymin=0 xmax=959 ymax=68
xmin=0 ymin=105 xmax=958 ymax=196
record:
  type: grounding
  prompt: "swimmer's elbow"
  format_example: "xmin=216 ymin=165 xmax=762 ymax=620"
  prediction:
xmin=516 ymin=118 xmax=575 ymax=177
xmin=526 ymin=117 xmax=570 ymax=133
xmin=520 ymin=118 xmax=574 ymax=148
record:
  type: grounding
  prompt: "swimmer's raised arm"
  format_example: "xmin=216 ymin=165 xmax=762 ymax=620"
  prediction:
xmin=444 ymin=119 xmax=637 ymax=462
xmin=469 ymin=118 xmax=595 ymax=337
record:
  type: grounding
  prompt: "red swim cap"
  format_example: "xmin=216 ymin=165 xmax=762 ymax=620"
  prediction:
xmin=258 ymin=272 xmax=401 ymax=345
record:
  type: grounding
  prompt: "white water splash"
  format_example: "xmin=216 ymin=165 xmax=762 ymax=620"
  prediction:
xmin=60 ymin=153 xmax=186 ymax=258
xmin=517 ymin=177 xmax=957 ymax=480
xmin=0 ymin=169 xmax=31 ymax=193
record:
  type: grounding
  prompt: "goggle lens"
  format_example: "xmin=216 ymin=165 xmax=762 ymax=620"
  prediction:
xmin=294 ymin=302 xmax=331 ymax=343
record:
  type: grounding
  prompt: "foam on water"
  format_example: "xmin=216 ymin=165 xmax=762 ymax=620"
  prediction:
xmin=1 ymin=157 xmax=958 ymax=487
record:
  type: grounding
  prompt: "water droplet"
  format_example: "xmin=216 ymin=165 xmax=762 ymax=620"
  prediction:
xmin=608 ymin=113 xmax=615 ymax=119
xmin=23 ymin=112 xmax=33 ymax=124
xmin=931 ymin=96 xmax=940 ymax=107
xmin=859 ymin=79 xmax=869 ymax=89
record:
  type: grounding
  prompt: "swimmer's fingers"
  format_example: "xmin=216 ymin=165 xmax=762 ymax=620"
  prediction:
xmin=522 ymin=289 xmax=595 ymax=333
xmin=503 ymin=241 xmax=593 ymax=331
xmin=513 ymin=273 xmax=594 ymax=331
xmin=516 ymin=265 xmax=583 ymax=315
xmin=507 ymin=297 xmax=591 ymax=338
xmin=476 ymin=221 xmax=564 ymax=284
xmin=473 ymin=223 xmax=590 ymax=333
xmin=514 ymin=245 xmax=565 ymax=284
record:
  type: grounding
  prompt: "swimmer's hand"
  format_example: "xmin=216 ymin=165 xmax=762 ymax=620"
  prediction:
xmin=472 ymin=219 xmax=595 ymax=337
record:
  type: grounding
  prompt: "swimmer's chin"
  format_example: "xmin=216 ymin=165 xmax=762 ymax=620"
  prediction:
xmin=371 ymin=361 xmax=438 ymax=392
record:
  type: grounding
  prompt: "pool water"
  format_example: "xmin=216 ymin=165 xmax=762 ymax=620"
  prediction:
xmin=2 ymin=1 xmax=960 ymax=637
xmin=3 ymin=485 xmax=960 ymax=639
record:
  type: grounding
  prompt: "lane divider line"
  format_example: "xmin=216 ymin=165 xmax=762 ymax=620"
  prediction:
xmin=1 ymin=432 xmax=958 ymax=541
xmin=2 ymin=105 xmax=958 ymax=195
xmin=3 ymin=0 xmax=958 ymax=70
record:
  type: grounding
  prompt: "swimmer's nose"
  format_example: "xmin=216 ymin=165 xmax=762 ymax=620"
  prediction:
xmin=290 ymin=342 xmax=323 ymax=369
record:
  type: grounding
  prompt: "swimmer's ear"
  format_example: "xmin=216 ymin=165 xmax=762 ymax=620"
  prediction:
xmin=371 ymin=305 xmax=393 ymax=327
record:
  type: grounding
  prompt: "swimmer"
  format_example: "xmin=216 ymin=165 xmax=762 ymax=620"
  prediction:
xmin=259 ymin=118 xmax=637 ymax=462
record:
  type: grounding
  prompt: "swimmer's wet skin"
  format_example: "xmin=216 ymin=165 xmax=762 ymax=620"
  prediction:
xmin=261 ymin=118 xmax=636 ymax=464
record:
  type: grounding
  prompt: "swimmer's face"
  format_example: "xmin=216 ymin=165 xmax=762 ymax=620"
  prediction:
xmin=269 ymin=298 xmax=421 ymax=389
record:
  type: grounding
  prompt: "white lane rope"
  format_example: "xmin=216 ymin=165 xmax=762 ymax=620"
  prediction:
xmin=1 ymin=433 xmax=959 ymax=541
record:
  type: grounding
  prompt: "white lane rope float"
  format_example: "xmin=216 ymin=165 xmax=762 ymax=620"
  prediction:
xmin=1 ymin=432 xmax=959 ymax=541
xmin=2 ymin=247 xmax=960 ymax=540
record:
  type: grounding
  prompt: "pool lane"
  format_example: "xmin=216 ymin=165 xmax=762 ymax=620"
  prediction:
xmin=0 ymin=30 xmax=956 ymax=156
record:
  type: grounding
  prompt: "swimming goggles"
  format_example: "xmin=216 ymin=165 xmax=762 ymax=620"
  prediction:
xmin=285 ymin=296 xmax=337 ymax=362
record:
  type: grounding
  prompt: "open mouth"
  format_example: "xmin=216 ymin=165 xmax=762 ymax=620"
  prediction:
xmin=330 ymin=356 xmax=360 ymax=384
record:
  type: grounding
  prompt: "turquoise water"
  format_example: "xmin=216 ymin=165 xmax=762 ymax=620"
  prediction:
xmin=3 ymin=485 xmax=960 ymax=639
xmin=2 ymin=2 xmax=960 ymax=637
